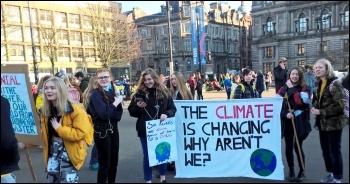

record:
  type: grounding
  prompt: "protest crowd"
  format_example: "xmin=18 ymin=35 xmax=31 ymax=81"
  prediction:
xmin=1 ymin=57 xmax=349 ymax=183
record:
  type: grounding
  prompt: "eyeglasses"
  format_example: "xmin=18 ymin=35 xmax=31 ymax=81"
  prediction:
xmin=97 ymin=76 xmax=110 ymax=80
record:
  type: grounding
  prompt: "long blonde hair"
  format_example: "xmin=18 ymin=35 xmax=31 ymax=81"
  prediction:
xmin=170 ymin=71 xmax=192 ymax=100
xmin=314 ymin=58 xmax=336 ymax=81
xmin=41 ymin=77 xmax=74 ymax=117
xmin=83 ymin=76 xmax=97 ymax=109
xmin=132 ymin=68 xmax=169 ymax=100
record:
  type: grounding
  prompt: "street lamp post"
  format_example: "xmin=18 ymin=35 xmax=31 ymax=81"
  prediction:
xmin=320 ymin=10 xmax=332 ymax=53
xmin=166 ymin=1 xmax=174 ymax=74
xmin=28 ymin=1 xmax=38 ymax=84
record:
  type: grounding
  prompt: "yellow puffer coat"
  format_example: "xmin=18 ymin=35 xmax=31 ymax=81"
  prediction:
xmin=40 ymin=102 xmax=89 ymax=170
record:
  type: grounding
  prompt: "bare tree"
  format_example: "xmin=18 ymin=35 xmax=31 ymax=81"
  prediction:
xmin=38 ymin=17 xmax=63 ymax=74
xmin=82 ymin=2 xmax=141 ymax=68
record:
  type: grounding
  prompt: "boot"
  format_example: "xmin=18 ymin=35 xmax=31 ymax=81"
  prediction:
xmin=295 ymin=170 xmax=305 ymax=182
xmin=288 ymin=167 xmax=295 ymax=182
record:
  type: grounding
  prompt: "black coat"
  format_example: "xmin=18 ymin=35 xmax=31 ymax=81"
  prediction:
xmin=273 ymin=65 xmax=288 ymax=93
xmin=277 ymin=85 xmax=311 ymax=139
xmin=1 ymin=96 xmax=20 ymax=175
xmin=128 ymin=88 xmax=177 ymax=138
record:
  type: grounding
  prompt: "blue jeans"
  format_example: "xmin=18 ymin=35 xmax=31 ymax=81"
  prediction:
xmin=90 ymin=143 xmax=98 ymax=164
xmin=140 ymin=137 xmax=167 ymax=181
xmin=319 ymin=129 xmax=343 ymax=180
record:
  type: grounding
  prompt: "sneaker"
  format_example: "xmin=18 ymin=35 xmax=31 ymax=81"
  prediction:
xmin=329 ymin=178 xmax=341 ymax=183
xmin=160 ymin=180 xmax=167 ymax=183
xmin=89 ymin=163 xmax=99 ymax=171
xmin=320 ymin=173 xmax=334 ymax=183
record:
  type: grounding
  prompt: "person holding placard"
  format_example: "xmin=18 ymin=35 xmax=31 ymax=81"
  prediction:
xmin=39 ymin=77 xmax=90 ymax=183
xmin=128 ymin=68 xmax=177 ymax=183
xmin=277 ymin=67 xmax=311 ymax=182
xmin=88 ymin=68 xmax=123 ymax=183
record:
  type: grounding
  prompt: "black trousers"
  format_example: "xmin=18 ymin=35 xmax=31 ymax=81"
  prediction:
xmin=284 ymin=121 xmax=306 ymax=172
xmin=190 ymin=87 xmax=195 ymax=98
xmin=197 ymin=90 xmax=203 ymax=100
xmin=319 ymin=129 xmax=343 ymax=180
xmin=94 ymin=123 xmax=120 ymax=183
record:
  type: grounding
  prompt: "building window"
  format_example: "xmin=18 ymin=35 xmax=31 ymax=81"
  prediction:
xmin=7 ymin=26 xmax=22 ymax=42
xmin=58 ymin=47 xmax=70 ymax=57
xmin=24 ymin=27 xmax=39 ymax=43
xmin=23 ymin=8 xmax=37 ymax=24
xmin=55 ymin=12 xmax=67 ymax=27
xmin=321 ymin=10 xmax=331 ymax=29
xmin=298 ymin=44 xmax=305 ymax=55
xmin=297 ymin=60 xmax=305 ymax=68
xmin=83 ymin=32 xmax=94 ymax=46
xmin=315 ymin=18 xmax=321 ymax=30
xmin=70 ymin=31 xmax=81 ymax=45
xmin=26 ymin=46 xmax=41 ymax=57
xmin=184 ymin=39 xmax=191 ymax=51
xmin=299 ymin=13 xmax=307 ymax=32
xmin=72 ymin=48 xmax=82 ymax=58
xmin=263 ymin=62 xmax=274 ymax=74
xmin=183 ymin=6 xmax=190 ymax=17
xmin=58 ymin=30 xmax=68 ymax=44
xmin=344 ymin=39 xmax=349 ymax=52
xmin=341 ymin=7 xmax=349 ymax=27
xmin=171 ymin=24 xmax=177 ymax=34
xmin=205 ymin=40 xmax=209 ymax=51
xmin=147 ymin=41 xmax=152 ymax=51
xmin=69 ymin=14 xmax=80 ymax=28
xmin=172 ymin=40 xmax=178 ymax=53
xmin=85 ymin=48 xmax=95 ymax=58
xmin=163 ymin=26 xmax=168 ymax=35
xmin=39 ymin=10 xmax=52 ymax=24
xmin=321 ymin=41 xmax=327 ymax=52
xmin=5 ymin=6 xmax=21 ymax=23
xmin=9 ymin=45 xmax=24 ymax=56
xmin=187 ymin=60 xmax=192 ymax=71
xmin=163 ymin=41 xmax=168 ymax=53
xmin=266 ymin=17 xmax=273 ymax=32
xmin=183 ymin=22 xmax=191 ymax=33
xmin=265 ymin=46 xmax=273 ymax=58
xmin=82 ymin=16 xmax=92 ymax=30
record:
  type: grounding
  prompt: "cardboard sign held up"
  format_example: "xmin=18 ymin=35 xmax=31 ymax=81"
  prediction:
xmin=1 ymin=63 xmax=43 ymax=146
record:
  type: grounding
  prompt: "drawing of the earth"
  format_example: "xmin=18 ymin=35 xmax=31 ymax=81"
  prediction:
xmin=250 ymin=148 xmax=277 ymax=176
xmin=155 ymin=142 xmax=171 ymax=163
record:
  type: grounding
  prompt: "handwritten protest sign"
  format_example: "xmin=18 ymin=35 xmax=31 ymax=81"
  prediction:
xmin=174 ymin=98 xmax=284 ymax=180
xmin=1 ymin=63 xmax=42 ymax=146
xmin=146 ymin=117 xmax=178 ymax=167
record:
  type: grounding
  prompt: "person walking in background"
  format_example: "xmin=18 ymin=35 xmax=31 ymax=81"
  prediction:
xmin=230 ymin=75 xmax=241 ymax=99
xmin=304 ymin=65 xmax=316 ymax=99
xmin=196 ymin=78 xmax=204 ymax=100
xmin=188 ymin=74 xmax=196 ymax=99
xmin=170 ymin=71 xmax=193 ymax=100
xmin=1 ymin=96 xmax=20 ymax=183
xmin=123 ymin=76 xmax=131 ymax=99
xmin=255 ymin=70 xmax=265 ymax=98
xmin=88 ymin=68 xmax=124 ymax=183
xmin=82 ymin=77 xmax=99 ymax=171
xmin=274 ymin=57 xmax=289 ymax=93
xmin=264 ymin=73 xmax=270 ymax=91
xmin=223 ymin=75 xmax=232 ymax=99
xmin=75 ymin=71 xmax=89 ymax=93
xmin=35 ymin=75 xmax=53 ymax=113
xmin=128 ymin=68 xmax=176 ymax=183
xmin=39 ymin=77 xmax=90 ymax=183
xmin=277 ymin=67 xmax=311 ymax=182
xmin=213 ymin=79 xmax=223 ymax=91
xmin=196 ymin=75 xmax=203 ymax=100
xmin=233 ymin=68 xmax=258 ymax=99
xmin=311 ymin=59 xmax=347 ymax=183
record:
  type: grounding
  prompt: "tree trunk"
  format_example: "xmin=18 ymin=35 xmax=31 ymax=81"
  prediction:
xmin=51 ymin=58 xmax=55 ymax=75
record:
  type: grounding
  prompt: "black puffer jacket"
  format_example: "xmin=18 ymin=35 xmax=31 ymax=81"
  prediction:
xmin=128 ymin=88 xmax=177 ymax=138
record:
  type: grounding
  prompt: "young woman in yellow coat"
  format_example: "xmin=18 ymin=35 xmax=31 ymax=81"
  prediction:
xmin=39 ymin=77 xmax=90 ymax=183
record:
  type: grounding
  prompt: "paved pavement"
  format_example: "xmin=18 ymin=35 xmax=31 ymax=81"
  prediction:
xmin=13 ymin=87 xmax=349 ymax=183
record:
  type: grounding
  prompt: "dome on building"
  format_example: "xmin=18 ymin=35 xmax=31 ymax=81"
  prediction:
xmin=237 ymin=1 xmax=250 ymax=14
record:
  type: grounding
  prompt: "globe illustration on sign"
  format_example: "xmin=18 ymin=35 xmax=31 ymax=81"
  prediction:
xmin=155 ymin=142 xmax=171 ymax=163
xmin=250 ymin=148 xmax=277 ymax=176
